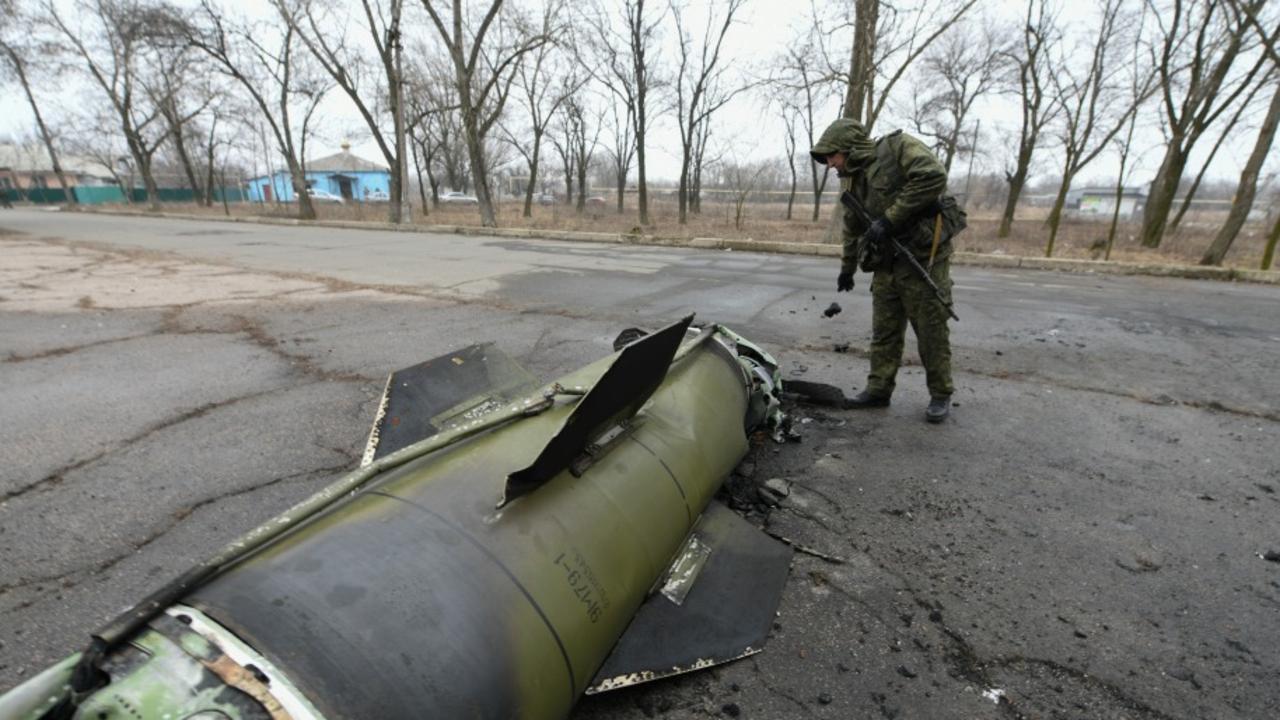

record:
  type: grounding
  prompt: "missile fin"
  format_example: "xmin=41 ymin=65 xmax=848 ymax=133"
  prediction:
xmin=500 ymin=315 xmax=694 ymax=507
xmin=585 ymin=502 xmax=793 ymax=694
xmin=362 ymin=343 xmax=537 ymax=466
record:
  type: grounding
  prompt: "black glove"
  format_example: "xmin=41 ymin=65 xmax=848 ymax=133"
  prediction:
xmin=864 ymin=217 xmax=893 ymax=251
xmin=837 ymin=271 xmax=854 ymax=292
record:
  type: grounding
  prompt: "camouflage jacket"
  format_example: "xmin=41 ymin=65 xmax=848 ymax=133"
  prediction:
xmin=840 ymin=130 xmax=950 ymax=274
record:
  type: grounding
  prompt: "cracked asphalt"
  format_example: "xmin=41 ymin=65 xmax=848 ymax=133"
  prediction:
xmin=1 ymin=209 xmax=1277 ymax=719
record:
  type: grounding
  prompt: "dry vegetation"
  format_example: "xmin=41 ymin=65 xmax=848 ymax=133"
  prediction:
xmin=146 ymin=196 xmax=1276 ymax=270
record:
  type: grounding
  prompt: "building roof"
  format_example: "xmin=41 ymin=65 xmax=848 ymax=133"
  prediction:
xmin=1076 ymin=186 xmax=1145 ymax=197
xmin=0 ymin=143 xmax=115 ymax=178
xmin=307 ymin=145 xmax=387 ymax=173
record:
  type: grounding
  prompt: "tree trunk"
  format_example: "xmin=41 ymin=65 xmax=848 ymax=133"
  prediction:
xmin=1044 ymin=168 xmax=1074 ymax=258
xmin=1104 ymin=132 xmax=1134 ymax=261
xmin=810 ymin=164 xmax=827 ymax=222
xmin=824 ymin=0 xmax=877 ymax=244
xmin=998 ymin=143 xmax=1034 ymax=238
xmin=170 ymin=118 xmax=203 ymax=202
xmin=285 ymin=157 xmax=316 ymax=220
xmin=636 ymin=119 xmax=650 ymax=225
xmin=466 ymin=120 xmax=498 ymax=227
xmin=1259 ymin=212 xmax=1279 ymax=270
xmin=4 ymin=44 xmax=76 ymax=204
xmin=1200 ymin=82 xmax=1280 ymax=266
xmin=677 ymin=154 xmax=690 ymax=224
xmin=128 ymin=136 xmax=162 ymax=212
xmin=411 ymin=136 xmax=429 ymax=217
xmin=203 ymin=134 xmax=218 ymax=207
xmin=844 ymin=0 xmax=878 ymax=125
xmin=786 ymin=156 xmax=797 ymax=221
xmin=1140 ymin=139 xmax=1189 ymax=248
xmin=523 ymin=131 xmax=542 ymax=219
xmin=219 ymin=167 xmax=231 ymax=216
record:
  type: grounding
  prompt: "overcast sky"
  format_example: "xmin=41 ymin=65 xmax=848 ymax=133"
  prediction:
xmin=2 ymin=0 xmax=1274 ymax=191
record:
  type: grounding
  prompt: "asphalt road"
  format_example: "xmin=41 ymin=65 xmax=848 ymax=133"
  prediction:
xmin=1 ymin=208 xmax=1277 ymax=719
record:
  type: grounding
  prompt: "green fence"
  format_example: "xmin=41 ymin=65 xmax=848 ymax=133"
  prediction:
xmin=2 ymin=186 xmax=247 ymax=206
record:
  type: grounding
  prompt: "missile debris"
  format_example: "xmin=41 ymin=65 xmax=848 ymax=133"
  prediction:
xmin=1 ymin=316 xmax=795 ymax=720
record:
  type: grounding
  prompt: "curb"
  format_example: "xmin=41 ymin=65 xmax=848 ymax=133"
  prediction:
xmin=69 ymin=207 xmax=1279 ymax=286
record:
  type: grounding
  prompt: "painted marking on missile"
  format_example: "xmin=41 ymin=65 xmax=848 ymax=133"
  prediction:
xmin=628 ymin=436 xmax=692 ymax=527
xmin=367 ymin=490 xmax=579 ymax=701
xmin=659 ymin=534 xmax=711 ymax=606
xmin=554 ymin=549 xmax=611 ymax=623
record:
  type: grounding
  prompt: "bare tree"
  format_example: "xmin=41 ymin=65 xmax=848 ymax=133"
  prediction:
xmin=1105 ymin=12 xmax=1156 ymax=261
xmin=550 ymin=111 xmax=576 ymax=203
xmin=1200 ymin=75 xmax=1279 ymax=265
xmin=720 ymin=158 xmax=768 ymax=230
xmin=145 ymin=40 xmax=216 ymax=202
xmin=1139 ymin=0 xmax=1273 ymax=248
xmin=405 ymin=52 xmax=467 ymax=203
xmin=819 ymin=0 xmax=976 ymax=243
xmin=1043 ymin=0 xmax=1151 ymax=258
xmin=824 ymin=0 xmax=979 ymax=131
xmin=771 ymin=28 xmax=837 ymax=221
xmin=600 ymin=91 xmax=636 ymax=213
xmin=45 ymin=0 xmax=183 ymax=210
xmin=419 ymin=0 xmax=551 ymax=227
xmin=997 ymin=0 xmax=1062 ymax=238
xmin=908 ymin=17 xmax=1010 ymax=174
xmin=564 ymin=92 xmax=603 ymax=212
xmin=276 ymin=0 xmax=409 ymax=222
xmin=582 ymin=0 xmax=664 ymax=225
xmin=780 ymin=107 xmax=798 ymax=220
xmin=669 ymin=0 xmax=746 ymax=224
xmin=187 ymin=0 xmax=329 ymax=220
xmin=1167 ymin=80 xmax=1269 ymax=232
xmin=1 ymin=6 xmax=76 ymax=203
xmin=498 ymin=28 xmax=576 ymax=217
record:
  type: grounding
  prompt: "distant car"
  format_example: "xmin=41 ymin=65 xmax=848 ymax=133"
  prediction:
xmin=534 ymin=192 xmax=557 ymax=205
xmin=585 ymin=195 xmax=607 ymax=207
xmin=306 ymin=188 xmax=344 ymax=204
xmin=365 ymin=189 xmax=390 ymax=202
xmin=441 ymin=191 xmax=480 ymax=205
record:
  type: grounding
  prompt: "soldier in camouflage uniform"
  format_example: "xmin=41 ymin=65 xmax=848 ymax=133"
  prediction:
xmin=810 ymin=118 xmax=962 ymax=423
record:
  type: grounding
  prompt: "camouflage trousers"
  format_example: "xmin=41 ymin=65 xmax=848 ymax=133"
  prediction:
xmin=864 ymin=254 xmax=954 ymax=399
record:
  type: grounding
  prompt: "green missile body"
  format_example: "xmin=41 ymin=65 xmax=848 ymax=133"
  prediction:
xmin=1 ymin=318 xmax=793 ymax=720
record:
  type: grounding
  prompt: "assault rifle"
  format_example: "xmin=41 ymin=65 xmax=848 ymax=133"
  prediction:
xmin=840 ymin=190 xmax=959 ymax=321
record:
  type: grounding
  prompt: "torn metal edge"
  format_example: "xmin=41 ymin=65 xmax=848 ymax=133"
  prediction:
xmin=360 ymin=373 xmax=394 ymax=468
xmin=585 ymin=646 xmax=762 ymax=694
xmin=167 ymin=604 xmax=326 ymax=720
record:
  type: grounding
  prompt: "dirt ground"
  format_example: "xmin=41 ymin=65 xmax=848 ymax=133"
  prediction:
xmin=139 ymin=195 xmax=1278 ymax=271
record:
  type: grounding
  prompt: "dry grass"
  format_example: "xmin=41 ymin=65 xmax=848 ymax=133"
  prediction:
xmin=146 ymin=196 xmax=1275 ymax=270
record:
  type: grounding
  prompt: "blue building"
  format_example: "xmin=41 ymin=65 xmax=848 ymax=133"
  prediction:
xmin=246 ymin=144 xmax=390 ymax=203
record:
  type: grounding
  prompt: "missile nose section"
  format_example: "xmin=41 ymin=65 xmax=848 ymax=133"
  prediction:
xmin=1 ymin=319 xmax=794 ymax=720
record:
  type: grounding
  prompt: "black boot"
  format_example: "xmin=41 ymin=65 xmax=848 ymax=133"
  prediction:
xmin=845 ymin=390 xmax=891 ymax=409
xmin=926 ymin=396 xmax=951 ymax=423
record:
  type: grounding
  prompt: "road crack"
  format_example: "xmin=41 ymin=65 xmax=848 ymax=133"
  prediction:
xmin=1 ymin=386 xmax=292 ymax=504
xmin=0 ymin=460 xmax=351 ymax=604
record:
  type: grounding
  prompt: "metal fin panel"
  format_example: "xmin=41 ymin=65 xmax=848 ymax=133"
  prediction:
xmin=585 ymin=502 xmax=793 ymax=694
xmin=362 ymin=343 xmax=536 ymax=465
xmin=500 ymin=315 xmax=694 ymax=507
